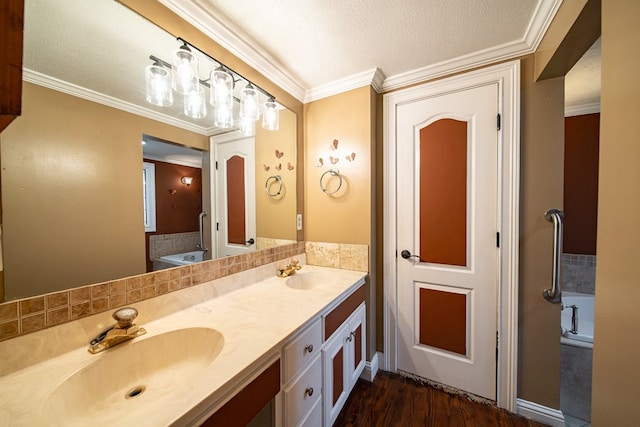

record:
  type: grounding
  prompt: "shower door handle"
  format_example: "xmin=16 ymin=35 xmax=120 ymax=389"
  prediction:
xmin=543 ymin=209 xmax=563 ymax=303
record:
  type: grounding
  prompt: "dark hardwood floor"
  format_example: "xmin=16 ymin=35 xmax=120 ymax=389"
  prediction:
xmin=334 ymin=371 xmax=548 ymax=427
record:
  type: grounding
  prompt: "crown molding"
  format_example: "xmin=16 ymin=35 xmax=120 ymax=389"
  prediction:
xmin=23 ymin=69 xmax=211 ymax=136
xmin=565 ymin=102 xmax=600 ymax=117
xmin=380 ymin=0 xmax=561 ymax=92
xmin=158 ymin=0 xmax=307 ymax=103
xmin=304 ymin=68 xmax=386 ymax=103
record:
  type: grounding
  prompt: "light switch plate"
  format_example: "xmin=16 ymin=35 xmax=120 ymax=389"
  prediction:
xmin=296 ymin=214 xmax=303 ymax=231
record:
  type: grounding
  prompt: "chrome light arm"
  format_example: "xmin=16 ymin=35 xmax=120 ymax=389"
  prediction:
xmin=543 ymin=209 xmax=564 ymax=303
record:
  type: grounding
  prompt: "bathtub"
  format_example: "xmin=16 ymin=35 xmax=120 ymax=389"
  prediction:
xmin=561 ymin=292 xmax=594 ymax=349
xmin=159 ymin=250 xmax=205 ymax=267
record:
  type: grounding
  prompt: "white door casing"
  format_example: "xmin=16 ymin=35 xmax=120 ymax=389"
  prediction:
xmin=211 ymin=132 xmax=257 ymax=257
xmin=396 ymin=83 xmax=498 ymax=400
xmin=383 ymin=60 xmax=520 ymax=410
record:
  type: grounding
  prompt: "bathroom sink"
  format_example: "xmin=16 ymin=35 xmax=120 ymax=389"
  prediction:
xmin=285 ymin=271 xmax=333 ymax=290
xmin=42 ymin=327 xmax=224 ymax=424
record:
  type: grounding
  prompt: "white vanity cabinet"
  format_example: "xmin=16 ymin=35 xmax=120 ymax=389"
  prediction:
xmin=279 ymin=281 xmax=367 ymax=427
xmin=322 ymin=303 xmax=366 ymax=426
xmin=281 ymin=318 xmax=323 ymax=426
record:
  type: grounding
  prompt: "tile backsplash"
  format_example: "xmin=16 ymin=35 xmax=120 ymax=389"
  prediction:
xmin=305 ymin=242 xmax=369 ymax=272
xmin=0 ymin=242 xmax=305 ymax=342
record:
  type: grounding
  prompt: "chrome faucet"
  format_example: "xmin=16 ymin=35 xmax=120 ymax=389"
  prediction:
xmin=277 ymin=258 xmax=302 ymax=278
xmin=88 ymin=307 xmax=146 ymax=354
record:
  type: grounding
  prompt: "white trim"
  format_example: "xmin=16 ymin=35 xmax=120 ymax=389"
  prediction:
xmin=565 ymin=102 xmax=600 ymax=117
xmin=143 ymin=162 xmax=157 ymax=233
xmin=304 ymin=68 xmax=386 ymax=103
xmin=382 ymin=60 xmax=520 ymax=411
xmin=23 ymin=69 xmax=212 ymax=136
xmin=360 ymin=352 xmax=381 ymax=382
xmin=380 ymin=1 xmax=559 ymax=93
xmin=516 ymin=399 xmax=565 ymax=427
xmin=158 ymin=0 xmax=306 ymax=102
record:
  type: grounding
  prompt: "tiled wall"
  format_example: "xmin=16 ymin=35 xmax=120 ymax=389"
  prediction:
xmin=148 ymin=231 xmax=200 ymax=261
xmin=0 ymin=242 xmax=305 ymax=342
xmin=562 ymin=253 xmax=596 ymax=295
xmin=305 ymin=241 xmax=369 ymax=272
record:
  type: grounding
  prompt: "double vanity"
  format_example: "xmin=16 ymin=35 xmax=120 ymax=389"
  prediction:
xmin=0 ymin=258 xmax=367 ymax=426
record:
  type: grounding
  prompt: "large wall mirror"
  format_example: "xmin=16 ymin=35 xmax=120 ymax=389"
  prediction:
xmin=0 ymin=0 xmax=300 ymax=301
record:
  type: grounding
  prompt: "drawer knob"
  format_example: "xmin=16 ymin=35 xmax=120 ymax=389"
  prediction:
xmin=304 ymin=344 xmax=314 ymax=353
xmin=305 ymin=387 xmax=314 ymax=397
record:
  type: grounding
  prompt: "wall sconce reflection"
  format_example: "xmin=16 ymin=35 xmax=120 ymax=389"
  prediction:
xmin=181 ymin=176 xmax=193 ymax=186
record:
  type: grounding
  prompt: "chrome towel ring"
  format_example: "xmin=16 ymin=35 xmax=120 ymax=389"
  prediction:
xmin=320 ymin=169 xmax=342 ymax=194
xmin=265 ymin=175 xmax=283 ymax=197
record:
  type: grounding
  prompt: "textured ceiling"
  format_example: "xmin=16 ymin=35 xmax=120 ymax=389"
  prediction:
xmin=565 ymin=38 xmax=601 ymax=108
xmin=192 ymin=0 xmax=539 ymax=89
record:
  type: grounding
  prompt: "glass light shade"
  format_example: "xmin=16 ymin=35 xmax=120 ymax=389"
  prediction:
xmin=213 ymin=106 xmax=234 ymax=129
xmin=262 ymin=98 xmax=279 ymax=131
xmin=172 ymin=45 xmax=198 ymax=95
xmin=240 ymin=116 xmax=255 ymax=136
xmin=145 ymin=64 xmax=173 ymax=106
xmin=240 ymin=84 xmax=259 ymax=121
xmin=210 ymin=68 xmax=234 ymax=110
xmin=184 ymin=84 xmax=207 ymax=119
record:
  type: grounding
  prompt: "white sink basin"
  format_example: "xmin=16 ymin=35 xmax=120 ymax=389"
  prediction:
xmin=42 ymin=327 xmax=224 ymax=424
xmin=285 ymin=271 xmax=333 ymax=290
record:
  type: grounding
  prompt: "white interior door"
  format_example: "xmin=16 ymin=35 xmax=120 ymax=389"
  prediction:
xmin=396 ymin=82 xmax=499 ymax=400
xmin=212 ymin=133 xmax=256 ymax=257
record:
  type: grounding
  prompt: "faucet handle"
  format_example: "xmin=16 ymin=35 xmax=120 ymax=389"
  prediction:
xmin=112 ymin=307 xmax=138 ymax=329
xmin=290 ymin=257 xmax=299 ymax=266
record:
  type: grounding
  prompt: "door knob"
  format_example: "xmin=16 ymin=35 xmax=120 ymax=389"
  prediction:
xmin=245 ymin=238 xmax=255 ymax=245
xmin=400 ymin=250 xmax=420 ymax=260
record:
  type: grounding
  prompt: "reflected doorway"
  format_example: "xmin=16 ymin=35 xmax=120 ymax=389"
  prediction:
xmin=142 ymin=135 xmax=208 ymax=272
xmin=212 ymin=132 xmax=257 ymax=257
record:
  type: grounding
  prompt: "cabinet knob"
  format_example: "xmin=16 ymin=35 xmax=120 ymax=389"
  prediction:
xmin=305 ymin=387 xmax=314 ymax=397
xmin=304 ymin=344 xmax=314 ymax=353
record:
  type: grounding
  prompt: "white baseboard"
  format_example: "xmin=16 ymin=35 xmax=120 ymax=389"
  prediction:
xmin=360 ymin=352 xmax=381 ymax=382
xmin=516 ymin=398 xmax=565 ymax=427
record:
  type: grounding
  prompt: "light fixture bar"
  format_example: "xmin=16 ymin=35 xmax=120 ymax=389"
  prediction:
xmin=176 ymin=37 xmax=275 ymax=101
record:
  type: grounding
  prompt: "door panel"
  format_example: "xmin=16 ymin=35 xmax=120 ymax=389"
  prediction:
xmin=396 ymin=83 xmax=498 ymax=400
xmin=213 ymin=135 xmax=256 ymax=257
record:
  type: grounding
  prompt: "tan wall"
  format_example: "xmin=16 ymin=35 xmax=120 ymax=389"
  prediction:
xmin=255 ymin=108 xmax=297 ymax=241
xmin=304 ymin=86 xmax=376 ymax=359
xmin=1 ymin=82 xmax=207 ymax=299
xmin=517 ymin=55 xmax=564 ymax=409
xmin=304 ymin=86 xmax=372 ymax=245
xmin=592 ymin=0 xmax=640 ymax=424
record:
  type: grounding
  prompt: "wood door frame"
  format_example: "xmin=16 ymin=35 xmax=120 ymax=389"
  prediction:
xmin=382 ymin=60 xmax=520 ymax=411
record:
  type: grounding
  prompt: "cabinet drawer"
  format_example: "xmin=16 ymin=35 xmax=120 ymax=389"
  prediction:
xmin=284 ymin=317 xmax=322 ymax=383
xmin=298 ymin=398 xmax=322 ymax=427
xmin=283 ymin=355 xmax=322 ymax=427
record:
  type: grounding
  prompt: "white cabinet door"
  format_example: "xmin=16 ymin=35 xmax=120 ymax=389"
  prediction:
xmin=322 ymin=303 xmax=367 ymax=426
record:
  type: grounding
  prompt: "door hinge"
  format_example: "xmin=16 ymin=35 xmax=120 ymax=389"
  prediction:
xmin=216 ymin=222 xmax=219 ymax=231
xmin=496 ymin=232 xmax=500 ymax=248
xmin=497 ymin=113 xmax=501 ymax=131
xmin=215 ymin=161 xmax=218 ymax=170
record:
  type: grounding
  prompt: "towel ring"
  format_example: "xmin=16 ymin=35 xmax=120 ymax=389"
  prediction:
xmin=265 ymin=175 xmax=283 ymax=197
xmin=320 ymin=169 xmax=342 ymax=195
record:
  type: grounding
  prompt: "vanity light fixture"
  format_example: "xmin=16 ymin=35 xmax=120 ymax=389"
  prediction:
xmin=262 ymin=96 xmax=279 ymax=131
xmin=184 ymin=83 xmax=207 ymax=119
xmin=181 ymin=176 xmax=193 ymax=186
xmin=145 ymin=60 xmax=173 ymax=106
xmin=240 ymin=83 xmax=260 ymax=122
xmin=145 ymin=37 xmax=280 ymax=132
xmin=172 ymin=43 xmax=198 ymax=95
